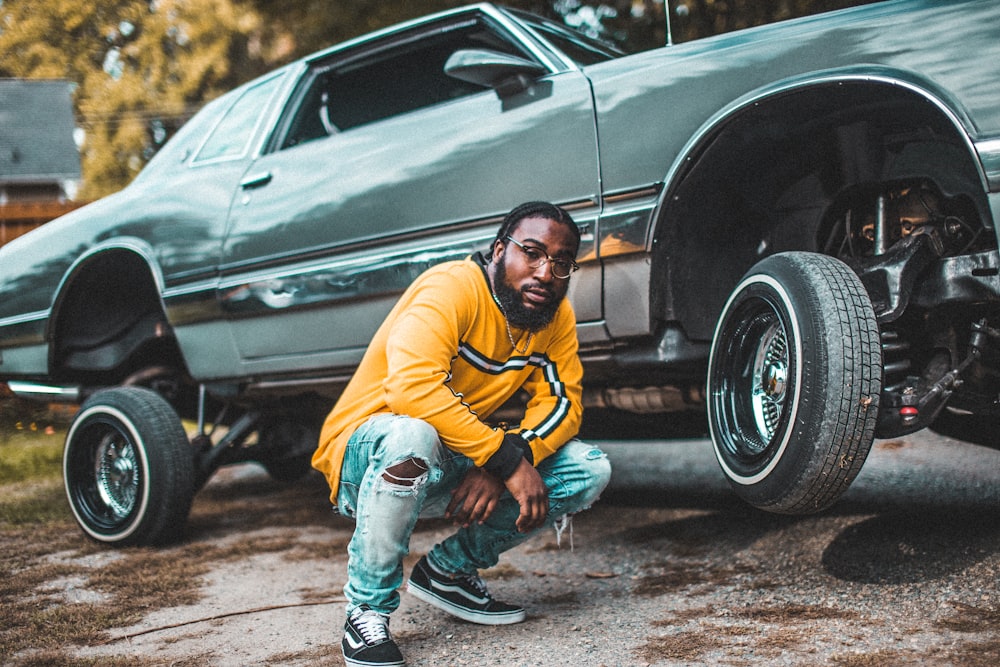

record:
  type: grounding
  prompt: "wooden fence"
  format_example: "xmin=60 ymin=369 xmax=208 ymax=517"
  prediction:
xmin=0 ymin=201 xmax=88 ymax=248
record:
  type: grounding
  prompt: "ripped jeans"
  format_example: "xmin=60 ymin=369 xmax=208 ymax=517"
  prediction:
xmin=335 ymin=413 xmax=612 ymax=615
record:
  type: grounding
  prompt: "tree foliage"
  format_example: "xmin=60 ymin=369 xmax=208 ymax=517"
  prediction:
xmin=0 ymin=0 xmax=873 ymax=198
xmin=0 ymin=0 xmax=285 ymax=198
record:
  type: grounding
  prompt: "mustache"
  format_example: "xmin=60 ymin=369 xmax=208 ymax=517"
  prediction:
xmin=522 ymin=283 xmax=556 ymax=299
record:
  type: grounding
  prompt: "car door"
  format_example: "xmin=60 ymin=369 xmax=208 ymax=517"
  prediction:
xmin=218 ymin=10 xmax=602 ymax=376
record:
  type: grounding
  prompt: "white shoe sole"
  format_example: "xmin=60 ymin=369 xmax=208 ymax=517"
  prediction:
xmin=406 ymin=581 xmax=526 ymax=625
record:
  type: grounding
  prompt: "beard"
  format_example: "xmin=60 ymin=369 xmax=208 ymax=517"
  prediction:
xmin=493 ymin=259 xmax=562 ymax=332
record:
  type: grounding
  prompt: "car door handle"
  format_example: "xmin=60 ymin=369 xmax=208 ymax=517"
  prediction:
xmin=240 ymin=172 xmax=273 ymax=189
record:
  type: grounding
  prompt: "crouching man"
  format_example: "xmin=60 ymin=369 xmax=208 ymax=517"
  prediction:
xmin=312 ymin=201 xmax=612 ymax=666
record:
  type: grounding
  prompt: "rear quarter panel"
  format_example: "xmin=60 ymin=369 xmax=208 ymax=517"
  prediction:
xmin=591 ymin=0 xmax=1000 ymax=201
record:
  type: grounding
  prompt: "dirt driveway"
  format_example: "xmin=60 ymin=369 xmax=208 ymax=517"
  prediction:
xmin=10 ymin=428 xmax=1000 ymax=666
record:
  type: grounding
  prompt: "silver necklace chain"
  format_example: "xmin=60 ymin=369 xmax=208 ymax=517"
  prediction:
xmin=491 ymin=290 xmax=532 ymax=353
xmin=503 ymin=316 xmax=533 ymax=354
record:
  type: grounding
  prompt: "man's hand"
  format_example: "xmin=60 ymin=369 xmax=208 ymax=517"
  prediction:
xmin=504 ymin=457 xmax=548 ymax=533
xmin=446 ymin=467 xmax=505 ymax=527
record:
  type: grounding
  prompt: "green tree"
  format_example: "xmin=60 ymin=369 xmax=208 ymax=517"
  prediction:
xmin=0 ymin=0 xmax=288 ymax=198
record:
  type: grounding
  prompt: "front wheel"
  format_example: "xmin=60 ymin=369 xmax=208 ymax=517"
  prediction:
xmin=707 ymin=252 xmax=882 ymax=513
xmin=64 ymin=387 xmax=195 ymax=546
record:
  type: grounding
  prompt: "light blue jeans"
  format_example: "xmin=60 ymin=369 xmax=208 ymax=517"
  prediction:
xmin=335 ymin=413 xmax=611 ymax=615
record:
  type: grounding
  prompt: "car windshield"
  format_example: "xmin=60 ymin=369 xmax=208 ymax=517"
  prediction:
xmin=509 ymin=9 xmax=626 ymax=65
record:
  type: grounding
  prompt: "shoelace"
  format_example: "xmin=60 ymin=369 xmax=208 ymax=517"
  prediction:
xmin=352 ymin=609 xmax=390 ymax=645
xmin=457 ymin=572 xmax=491 ymax=598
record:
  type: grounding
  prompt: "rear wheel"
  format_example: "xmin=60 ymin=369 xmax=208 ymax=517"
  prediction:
xmin=64 ymin=387 xmax=195 ymax=546
xmin=707 ymin=252 xmax=882 ymax=513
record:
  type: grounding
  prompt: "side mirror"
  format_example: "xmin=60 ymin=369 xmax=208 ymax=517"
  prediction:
xmin=444 ymin=49 xmax=547 ymax=97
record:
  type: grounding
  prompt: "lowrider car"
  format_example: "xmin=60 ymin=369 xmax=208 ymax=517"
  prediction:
xmin=2 ymin=0 xmax=999 ymax=545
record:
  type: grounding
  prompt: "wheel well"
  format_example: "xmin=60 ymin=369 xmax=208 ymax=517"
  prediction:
xmin=651 ymin=79 xmax=992 ymax=341
xmin=50 ymin=249 xmax=185 ymax=385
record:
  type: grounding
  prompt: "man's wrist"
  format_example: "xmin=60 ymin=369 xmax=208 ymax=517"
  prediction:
xmin=483 ymin=432 xmax=532 ymax=480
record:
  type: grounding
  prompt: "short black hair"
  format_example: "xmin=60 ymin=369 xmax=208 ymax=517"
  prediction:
xmin=492 ymin=201 xmax=580 ymax=251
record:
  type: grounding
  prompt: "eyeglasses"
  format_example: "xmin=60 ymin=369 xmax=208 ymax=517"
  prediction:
xmin=505 ymin=235 xmax=579 ymax=279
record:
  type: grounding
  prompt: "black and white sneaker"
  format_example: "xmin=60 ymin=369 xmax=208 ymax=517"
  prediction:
xmin=406 ymin=555 xmax=526 ymax=625
xmin=342 ymin=605 xmax=405 ymax=667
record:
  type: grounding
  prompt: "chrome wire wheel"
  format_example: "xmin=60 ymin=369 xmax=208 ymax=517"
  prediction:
xmin=709 ymin=284 xmax=799 ymax=481
xmin=94 ymin=430 xmax=140 ymax=521
xmin=65 ymin=411 xmax=149 ymax=539
xmin=707 ymin=252 xmax=882 ymax=514
xmin=64 ymin=387 xmax=194 ymax=546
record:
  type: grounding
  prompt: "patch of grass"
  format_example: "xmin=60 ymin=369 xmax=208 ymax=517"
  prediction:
xmin=1 ymin=528 xmax=336 ymax=663
xmin=642 ymin=602 xmax=873 ymax=664
xmin=0 ymin=413 xmax=69 ymax=528
xmin=830 ymin=648 xmax=924 ymax=666
xmin=0 ymin=479 xmax=71 ymax=525
xmin=936 ymin=602 xmax=1000 ymax=632
xmin=265 ymin=646 xmax=343 ymax=666
xmin=5 ymin=651 xmax=167 ymax=666
xmin=831 ymin=640 xmax=1000 ymax=667
xmin=633 ymin=560 xmax=759 ymax=595
xmin=949 ymin=639 xmax=1000 ymax=667
xmin=732 ymin=602 xmax=862 ymax=623
xmin=637 ymin=627 xmax=729 ymax=662
xmin=0 ymin=400 xmax=351 ymax=659
xmin=651 ymin=604 xmax=717 ymax=626
xmin=0 ymin=464 xmax=346 ymax=665
xmin=0 ymin=429 xmax=64 ymax=484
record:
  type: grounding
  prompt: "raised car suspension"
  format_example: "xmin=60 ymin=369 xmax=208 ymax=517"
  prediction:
xmin=191 ymin=384 xmax=261 ymax=489
xmin=876 ymin=319 xmax=987 ymax=437
xmin=880 ymin=328 xmax=911 ymax=393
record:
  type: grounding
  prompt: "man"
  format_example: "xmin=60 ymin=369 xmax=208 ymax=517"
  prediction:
xmin=312 ymin=201 xmax=612 ymax=667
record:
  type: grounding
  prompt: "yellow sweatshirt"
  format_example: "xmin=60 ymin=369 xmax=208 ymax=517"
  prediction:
xmin=312 ymin=256 xmax=583 ymax=501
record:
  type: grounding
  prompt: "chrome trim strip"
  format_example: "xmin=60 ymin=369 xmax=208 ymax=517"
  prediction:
xmin=302 ymin=4 xmax=564 ymax=75
xmin=599 ymin=187 xmax=661 ymax=257
xmin=977 ymin=137 xmax=1000 ymax=193
xmin=217 ymin=234 xmax=493 ymax=317
xmin=215 ymin=203 xmax=600 ymax=321
xmin=7 ymin=381 xmax=81 ymax=403
xmin=161 ymin=277 xmax=220 ymax=299
xmin=0 ymin=310 xmax=48 ymax=329
xmin=487 ymin=6 xmax=571 ymax=72
xmin=0 ymin=312 xmax=48 ymax=349
xmin=217 ymin=216 xmax=500 ymax=277
xmin=242 ymin=374 xmax=356 ymax=394
xmin=217 ymin=198 xmax=600 ymax=278
xmin=161 ymin=278 xmax=224 ymax=327
xmin=603 ymin=185 xmax=661 ymax=204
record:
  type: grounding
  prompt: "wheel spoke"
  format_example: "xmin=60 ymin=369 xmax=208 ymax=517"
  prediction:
xmin=95 ymin=432 xmax=139 ymax=519
xmin=750 ymin=319 xmax=788 ymax=443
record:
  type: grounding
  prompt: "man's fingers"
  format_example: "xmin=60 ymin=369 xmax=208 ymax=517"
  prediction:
xmin=515 ymin=494 xmax=548 ymax=532
xmin=475 ymin=497 xmax=497 ymax=524
xmin=445 ymin=490 xmax=465 ymax=518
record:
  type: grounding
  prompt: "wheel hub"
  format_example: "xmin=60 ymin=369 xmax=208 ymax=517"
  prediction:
xmin=95 ymin=435 xmax=138 ymax=519
xmin=763 ymin=359 xmax=787 ymax=399
xmin=750 ymin=320 xmax=788 ymax=442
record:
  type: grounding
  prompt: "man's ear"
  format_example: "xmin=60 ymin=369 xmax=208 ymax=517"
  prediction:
xmin=491 ymin=239 xmax=505 ymax=262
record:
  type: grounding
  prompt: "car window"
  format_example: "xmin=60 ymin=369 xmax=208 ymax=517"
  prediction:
xmin=510 ymin=10 xmax=625 ymax=65
xmin=194 ymin=74 xmax=283 ymax=163
xmin=279 ymin=17 xmax=535 ymax=149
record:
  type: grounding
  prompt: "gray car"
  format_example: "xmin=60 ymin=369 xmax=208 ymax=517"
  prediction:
xmin=2 ymin=1 xmax=999 ymax=545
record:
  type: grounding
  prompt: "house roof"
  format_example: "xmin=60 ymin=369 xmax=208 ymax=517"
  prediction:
xmin=0 ymin=79 xmax=81 ymax=184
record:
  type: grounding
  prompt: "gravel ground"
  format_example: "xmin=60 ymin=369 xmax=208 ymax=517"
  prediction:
xmin=56 ymin=429 xmax=1000 ymax=666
